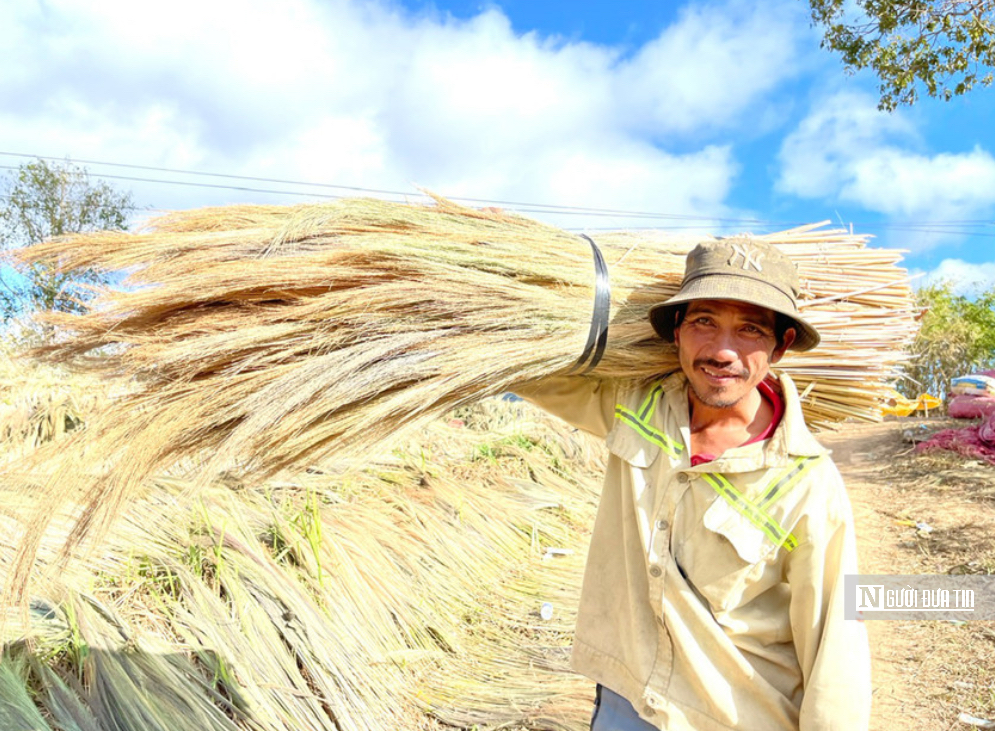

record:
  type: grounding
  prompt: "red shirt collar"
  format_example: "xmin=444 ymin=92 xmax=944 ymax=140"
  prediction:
xmin=689 ymin=377 xmax=784 ymax=466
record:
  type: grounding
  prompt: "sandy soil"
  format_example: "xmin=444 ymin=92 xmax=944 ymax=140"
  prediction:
xmin=818 ymin=418 xmax=995 ymax=730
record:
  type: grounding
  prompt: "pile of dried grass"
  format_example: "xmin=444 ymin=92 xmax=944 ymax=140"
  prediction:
xmin=0 ymin=349 xmax=108 ymax=462
xmin=7 ymin=196 xmax=918 ymax=599
xmin=2 ymin=399 xmax=605 ymax=731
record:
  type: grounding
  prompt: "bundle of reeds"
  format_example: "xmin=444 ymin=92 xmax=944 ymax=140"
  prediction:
xmin=8 ymin=196 xmax=918 ymax=598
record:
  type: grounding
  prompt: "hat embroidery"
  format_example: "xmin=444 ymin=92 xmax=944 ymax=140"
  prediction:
xmin=728 ymin=243 xmax=764 ymax=272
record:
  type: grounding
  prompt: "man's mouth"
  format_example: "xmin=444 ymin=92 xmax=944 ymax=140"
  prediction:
xmin=698 ymin=364 xmax=746 ymax=383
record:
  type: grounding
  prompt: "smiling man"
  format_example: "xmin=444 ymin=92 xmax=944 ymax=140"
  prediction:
xmin=519 ymin=238 xmax=871 ymax=731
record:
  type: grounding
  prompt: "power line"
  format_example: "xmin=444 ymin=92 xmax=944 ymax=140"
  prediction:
xmin=0 ymin=151 xmax=408 ymax=197
xmin=0 ymin=151 xmax=771 ymax=224
xmin=0 ymin=164 xmax=356 ymax=202
xmin=2 ymin=151 xmax=994 ymax=232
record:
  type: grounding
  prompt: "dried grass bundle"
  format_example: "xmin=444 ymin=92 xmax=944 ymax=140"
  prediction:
xmin=8 ymin=196 xmax=917 ymax=599
xmin=3 ymin=399 xmax=604 ymax=730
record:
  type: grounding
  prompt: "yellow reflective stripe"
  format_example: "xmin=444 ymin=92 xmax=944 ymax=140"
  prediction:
xmin=614 ymin=405 xmax=684 ymax=458
xmin=701 ymin=472 xmax=798 ymax=552
xmin=638 ymin=383 xmax=664 ymax=421
xmin=757 ymin=455 xmax=823 ymax=509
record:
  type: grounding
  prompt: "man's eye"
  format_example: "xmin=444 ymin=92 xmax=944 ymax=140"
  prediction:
xmin=743 ymin=325 xmax=770 ymax=336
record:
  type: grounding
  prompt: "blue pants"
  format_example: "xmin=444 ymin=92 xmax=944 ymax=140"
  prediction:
xmin=591 ymin=685 xmax=659 ymax=730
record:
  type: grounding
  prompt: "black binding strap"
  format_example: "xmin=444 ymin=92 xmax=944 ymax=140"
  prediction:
xmin=570 ymin=234 xmax=611 ymax=374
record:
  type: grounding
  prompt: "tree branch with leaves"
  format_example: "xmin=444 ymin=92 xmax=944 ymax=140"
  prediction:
xmin=0 ymin=158 xmax=134 ymax=322
xmin=808 ymin=0 xmax=995 ymax=109
xmin=901 ymin=282 xmax=995 ymax=397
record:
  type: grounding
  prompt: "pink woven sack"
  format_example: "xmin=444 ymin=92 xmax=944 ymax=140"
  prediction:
xmin=948 ymin=394 xmax=995 ymax=419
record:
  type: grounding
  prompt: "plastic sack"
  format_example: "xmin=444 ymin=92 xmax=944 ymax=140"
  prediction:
xmin=948 ymin=394 xmax=995 ymax=419
xmin=918 ymin=412 xmax=995 ymax=464
xmin=951 ymin=374 xmax=995 ymax=397
xmin=980 ymin=413 xmax=995 ymax=446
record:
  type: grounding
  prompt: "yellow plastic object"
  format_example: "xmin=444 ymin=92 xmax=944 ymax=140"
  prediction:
xmin=880 ymin=390 xmax=942 ymax=416
xmin=882 ymin=401 xmax=916 ymax=417
xmin=881 ymin=388 xmax=916 ymax=417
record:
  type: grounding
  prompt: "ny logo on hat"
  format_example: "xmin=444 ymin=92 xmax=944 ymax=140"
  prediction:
xmin=728 ymin=242 xmax=764 ymax=272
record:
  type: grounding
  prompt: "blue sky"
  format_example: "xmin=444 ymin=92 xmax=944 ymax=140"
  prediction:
xmin=2 ymin=0 xmax=995 ymax=292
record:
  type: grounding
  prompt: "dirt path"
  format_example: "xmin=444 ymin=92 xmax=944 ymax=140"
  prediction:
xmin=818 ymin=419 xmax=995 ymax=730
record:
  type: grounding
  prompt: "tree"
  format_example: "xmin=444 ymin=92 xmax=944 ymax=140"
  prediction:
xmin=0 ymin=158 xmax=134 ymax=321
xmin=807 ymin=0 xmax=995 ymax=110
xmin=900 ymin=282 xmax=995 ymax=398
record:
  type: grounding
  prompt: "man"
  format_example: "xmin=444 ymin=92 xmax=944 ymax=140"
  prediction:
xmin=518 ymin=238 xmax=871 ymax=731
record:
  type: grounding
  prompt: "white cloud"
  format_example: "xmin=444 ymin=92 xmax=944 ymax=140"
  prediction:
xmin=777 ymin=90 xmax=995 ymax=250
xmin=915 ymin=259 xmax=995 ymax=294
xmin=615 ymin=0 xmax=809 ymax=137
xmin=776 ymin=91 xmax=916 ymax=198
xmin=0 ymin=0 xmax=806 ymax=226
xmin=844 ymin=148 xmax=995 ymax=216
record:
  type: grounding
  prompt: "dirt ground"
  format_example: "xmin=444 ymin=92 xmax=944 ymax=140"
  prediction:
xmin=818 ymin=417 xmax=995 ymax=730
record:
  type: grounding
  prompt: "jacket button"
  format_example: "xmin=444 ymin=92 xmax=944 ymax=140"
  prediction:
xmin=656 ymin=519 xmax=669 ymax=531
xmin=649 ymin=565 xmax=662 ymax=578
xmin=643 ymin=704 xmax=656 ymax=717
xmin=677 ymin=473 xmax=689 ymax=483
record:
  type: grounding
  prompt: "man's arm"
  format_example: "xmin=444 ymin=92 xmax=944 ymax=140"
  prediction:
xmin=786 ymin=474 xmax=872 ymax=731
xmin=512 ymin=376 xmax=618 ymax=439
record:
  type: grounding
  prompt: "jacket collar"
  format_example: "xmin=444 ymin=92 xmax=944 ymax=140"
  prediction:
xmin=766 ymin=371 xmax=828 ymax=459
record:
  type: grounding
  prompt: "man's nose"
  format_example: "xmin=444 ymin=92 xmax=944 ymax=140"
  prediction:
xmin=707 ymin=329 xmax=739 ymax=361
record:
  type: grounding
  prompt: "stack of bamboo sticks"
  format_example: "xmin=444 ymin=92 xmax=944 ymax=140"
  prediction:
xmin=7 ymin=196 xmax=918 ymax=597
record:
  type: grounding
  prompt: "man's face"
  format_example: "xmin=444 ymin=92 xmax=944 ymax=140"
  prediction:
xmin=674 ymin=299 xmax=794 ymax=409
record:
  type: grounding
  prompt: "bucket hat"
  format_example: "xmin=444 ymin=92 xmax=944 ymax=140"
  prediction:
xmin=648 ymin=237 xmax=820 ymax=351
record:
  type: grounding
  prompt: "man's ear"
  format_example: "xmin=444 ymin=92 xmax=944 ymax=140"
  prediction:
xmin=771 ymin=327 xmax=796 ymax=363
xmin=673 ymin=310 xmax=682 ymax=347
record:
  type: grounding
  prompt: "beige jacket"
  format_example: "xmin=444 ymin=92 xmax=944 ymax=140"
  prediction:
xmin=518 ymin=372 xmax=871 ymax=731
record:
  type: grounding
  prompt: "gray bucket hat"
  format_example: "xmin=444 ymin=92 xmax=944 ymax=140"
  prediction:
xmin=648 ymin=237 xmax=820 ymax=351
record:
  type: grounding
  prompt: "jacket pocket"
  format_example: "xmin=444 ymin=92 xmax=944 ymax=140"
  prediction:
xmin=702 ymin=496 xmax=775 ymax=565
xmin=683 ymin=490 xmax=796 ymax=613
xmin=700 ymin=472 xmax=799 ymax=564
xmin=684 ymin=513 xmax=770 ymax=614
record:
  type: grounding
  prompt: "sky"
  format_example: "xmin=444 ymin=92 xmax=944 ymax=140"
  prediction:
xmin=2 ymin=0 xmax=995 ymax=293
